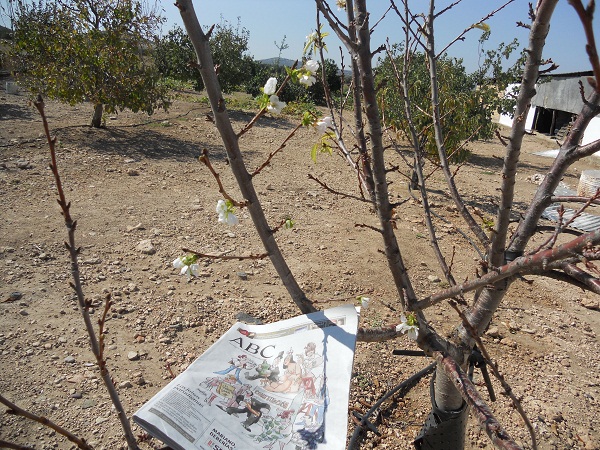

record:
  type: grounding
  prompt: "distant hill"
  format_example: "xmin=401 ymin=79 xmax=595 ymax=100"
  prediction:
xmin=258 ymin=57 xmax=296 ymax=67
xmin=0 ymin=25 xmax=12 ymax=40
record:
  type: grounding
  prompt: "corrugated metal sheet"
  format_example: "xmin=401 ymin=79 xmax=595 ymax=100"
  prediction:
xmin=541 ymin=204 xmax=600 ymax=232
xmin=532 ymin=75 xmax=595 ymax=114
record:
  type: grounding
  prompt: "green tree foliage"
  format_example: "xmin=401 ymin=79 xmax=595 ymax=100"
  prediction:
xmin=471 ymin=34 xmax=525 ymax=118
xmin=11 ymin=0 xmax=169 ymax=127
xmin=156 ymin=19 xmax=253 ymax=93
xmin=377 ymin=40 xmax=521 ymax=162
xmin=246 ymin=58 xmax=342 ymax=107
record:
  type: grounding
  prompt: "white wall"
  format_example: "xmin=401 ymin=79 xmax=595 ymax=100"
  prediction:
xmin=582 ymin=116 xmax=600 ymax=146
xmin=498 ymin=106 xmax=535 ymax=132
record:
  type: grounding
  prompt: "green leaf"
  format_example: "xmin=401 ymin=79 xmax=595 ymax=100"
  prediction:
xmin=311 ymin=142 xmax=320 ymax=163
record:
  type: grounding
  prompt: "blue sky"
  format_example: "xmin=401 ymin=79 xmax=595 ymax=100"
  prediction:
xmin=161 ymin=0 xmax=595 ymax=75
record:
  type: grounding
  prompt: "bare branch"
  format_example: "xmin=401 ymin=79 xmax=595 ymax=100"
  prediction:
xmin=415 ymin=226 xmax=600 ymax=310
xmin=182 ymin=247 xmax=269 ymax=261
xmin=492 ymin=0 xmax=559 ymax=267
xmin=34 ymin=96 xmax=139 ymax=450
xmin=569 ymin=0 xmax=600 ymax=93
xmin=180 ymin=1 xmax=316 ymax=314
xmin=550 ymin=195 xmax=600 ymax=205
xmin=435 ymin=352 xmax=523 ymax=450
xmin=252 ymin=123 xmax=304 ymax=177
xmin=308 ymin=174 xmax=371 ymax=202
xmin=198 ymin=149 xmax=247 ymax=207
xmin=424 ymin=0 xmax=491 ymax=250
xmin=436 ymin=0 xmax=516 ymax=58
xmin=448 ymin=301 xmax=537 ymax=449
xmin=559 ymin=262 xmax=600 ymax=293
xmin=0 ymin=394 xmax=93 ymax=450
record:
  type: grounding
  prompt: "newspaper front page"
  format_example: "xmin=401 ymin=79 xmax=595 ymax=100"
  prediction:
xmin=133 ymin=304 xmax=359 ymax=450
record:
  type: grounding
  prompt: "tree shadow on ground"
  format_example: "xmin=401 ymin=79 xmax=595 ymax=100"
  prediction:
xmin=54 ymin=125 xmax=239 ymax=162
xmin=463 ymin=193 xmax=530 ymax=220
xmin=0 ymin=103 xmax=35 ymax=121
xmin=468 ymin=151 xmax=554 ymax=174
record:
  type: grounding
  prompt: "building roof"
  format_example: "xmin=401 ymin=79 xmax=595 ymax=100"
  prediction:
xmin=532 ymin=71 xmax=596 ymax=114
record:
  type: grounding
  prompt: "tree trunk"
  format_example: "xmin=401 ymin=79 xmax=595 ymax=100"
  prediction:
xmin=91 ymin=103 xmax=103 ymax=128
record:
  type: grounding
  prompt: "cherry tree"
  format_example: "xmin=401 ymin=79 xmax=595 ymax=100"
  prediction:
xmin=2 ymin=0 xmax=598 ymax=449
xmin=176 ymin=0 xmax=600 ymax=448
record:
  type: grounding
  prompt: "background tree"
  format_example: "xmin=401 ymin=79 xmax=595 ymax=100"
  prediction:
xmin=156 ymin=19 xmax=253 ymax=93
xmin=11 ymin=0 xmax=169 ymax=127
xmin=377 ymin=41 xmax=520 ymax=162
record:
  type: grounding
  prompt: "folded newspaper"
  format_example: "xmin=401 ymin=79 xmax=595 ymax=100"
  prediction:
xmin=133 ymin=304 xmax=359 ymax=450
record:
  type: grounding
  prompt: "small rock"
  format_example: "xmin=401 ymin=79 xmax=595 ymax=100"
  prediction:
xmin=486 ymin=327 xmax=502 ymax=338
xmin=135 ymin=376 xmax=146 ymax=386
xmin=67 ymin=374 xmax=85 ymax=383
xmin=235 ymin=312 xmax=263 ymax=325
xmin=18 ymin=309 xmax=28 ymax=316
xmin=16 ymin=160 xmax=31 ymax=169
xmin=64 ymin=355 xmax=76 ymax=364
xmin=126 ymin=223 xmax=144 ymax=232
xmin=581 ymin=297 xmax=599 ymax=311
xmin=500 ymin=337 xmax=517 ymax=348
xmin=237 ymin=271 xmax=248 ymax=280
xmin=82 ymin=257 xmax=102 ymax=265
xmin=127 ymin=351 xmax=140 ymax=361
xmin=127 ymin=168 xmax=139 ymax=176
xmin=119 ymin=381 xmax=133 ymax=389
xmin=81 ymin=399 xmax=97 ymax=409
xmin=136 ymin=240 xmax=156 ymax=255
xmin=4 ymin=291 xmax=23 ymax=302
xmin=427 ymin=275 xmax=441 ymax=283
xmin=70 ymin=392 xmax=83 ymax=399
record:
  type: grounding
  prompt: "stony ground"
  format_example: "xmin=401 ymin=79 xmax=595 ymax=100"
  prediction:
xmin=1 ymin=87 xmax=599 ymax=450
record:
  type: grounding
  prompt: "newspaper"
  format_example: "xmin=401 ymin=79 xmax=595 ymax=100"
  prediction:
xmin=133 ymin=304 xmax=359 ymax=450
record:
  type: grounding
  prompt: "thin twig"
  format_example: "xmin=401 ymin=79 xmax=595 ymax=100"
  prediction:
xmin=34 ymin=96 xmax=139 ymax=450
xmin=568 ymin=0 xmax=600 ymax=93
xmin=252 ymin=122 xmax=304 ymax=177
xmin=198 ymin=149 xmax=247 ymax=207
xmin=0 ymin=394 xmax=93 ymax=450
xmin=182 ymin=248 xmax=269 ymax=260
xmin=307 ymin=173 xmax=371 ymax=202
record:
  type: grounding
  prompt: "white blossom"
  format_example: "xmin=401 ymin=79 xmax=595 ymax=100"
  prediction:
xmin=263 ymin=77 xmax=278 ymax=95
xmin=267 ymin=95 xmax=286 ymax=115
xmin=306 ymin=31 xmax=318 ymax=42
xmin=360 ymin=296 xmax=370 ymax=309
xmin=304 ymin=59 xmax=319 ymax=74
xmin=299 ymin=74 xmax=317 ymax=87
xmin=189 ymin=263 xmax=200 ymax=277
xmin=173 ymin=256 xmax=200 ymax=278
xmin=396 ymin=313 xmax=419 ymax=340
xmin=316 ymin=116 xmax=333 ymax=133
xmin=216 ymin=199 xmax=239 ymax=226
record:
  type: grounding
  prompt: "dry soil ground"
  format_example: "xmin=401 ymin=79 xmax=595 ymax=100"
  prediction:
xmin=1 ymin=87 xmax=599 ymax=450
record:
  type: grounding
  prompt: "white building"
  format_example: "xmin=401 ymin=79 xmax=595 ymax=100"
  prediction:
xmin=499 ymin=71 xmax=600 ymax=146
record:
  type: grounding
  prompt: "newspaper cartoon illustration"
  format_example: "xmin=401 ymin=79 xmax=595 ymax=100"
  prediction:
xmin=133 ymin=305 xmax=358 ymax=450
